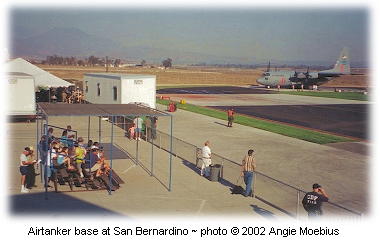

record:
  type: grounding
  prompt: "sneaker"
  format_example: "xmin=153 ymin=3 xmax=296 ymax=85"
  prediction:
xmin=44 ymin=185 xmax=52 ymax=189
xmin=21 ymin=189 xmax=29 ymax=193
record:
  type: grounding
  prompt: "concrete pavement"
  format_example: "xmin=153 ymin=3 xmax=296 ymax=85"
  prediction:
xmin=5 ymin=92 xmax=371 ymax=220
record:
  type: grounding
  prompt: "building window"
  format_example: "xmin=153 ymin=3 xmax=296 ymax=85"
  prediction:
xmin=97 ymin=83 xmax=101 ymax=96
xmin=113 ymin=86 xmax=117 ymax=101
xmin=85 ymin=81 xmax=88 ymax=93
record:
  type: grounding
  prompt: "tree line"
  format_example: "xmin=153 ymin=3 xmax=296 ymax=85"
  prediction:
xmin=41 ymin=54 xmax=173 ymax=68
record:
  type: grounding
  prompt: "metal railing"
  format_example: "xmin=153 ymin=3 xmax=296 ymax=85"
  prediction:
xmin=111 ymin=116 xmax=363 ymax=220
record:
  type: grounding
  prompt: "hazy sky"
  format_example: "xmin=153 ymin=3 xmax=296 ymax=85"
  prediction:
xmin=4 ymin=1 xmax=374 ymax=63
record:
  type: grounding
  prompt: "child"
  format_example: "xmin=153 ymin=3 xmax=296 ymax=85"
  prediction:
xmin=128 ymin=123 xmax=136 ymax=140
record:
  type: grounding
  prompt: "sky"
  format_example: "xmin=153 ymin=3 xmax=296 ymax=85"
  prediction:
xmin=4 ymin=1 xmax=373 ymax=64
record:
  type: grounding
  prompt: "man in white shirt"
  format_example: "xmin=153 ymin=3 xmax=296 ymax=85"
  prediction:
xmin=20 ymin=147 xmax=35 ymax=193
xmin=133 ymin=116 xmax=143 ymax=141
xmin=201 ymin=141 xmax=211 ymax=177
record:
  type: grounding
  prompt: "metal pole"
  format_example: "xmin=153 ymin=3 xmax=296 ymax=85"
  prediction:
xmin=252 ymin=172 xmax=256 ymax=198
xmin=109 ymin=116 xmax=114 ymax=195
xmin=169 ymin=115 xmax=173 ymax=191
xmin=98 ymin=116 xmax=102 ymax=143
xmin=151 ymin=121 xmax=154 ymax=177
xmin=87 ymin=116 xmax=90 ymax=142
xmin=44 ymin=116 xmax=49 ymax=200
xmin=136 ymin=117 xmax=139 ymax=165
xmin=296 ymin=190 xmax=300 ymax=220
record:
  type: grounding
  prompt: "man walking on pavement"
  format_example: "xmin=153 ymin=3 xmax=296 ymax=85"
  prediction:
xmin=241 ymin=149 xmax=256 ymax=197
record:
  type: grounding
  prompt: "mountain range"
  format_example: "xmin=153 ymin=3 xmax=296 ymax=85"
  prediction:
xmin=9 ymin=27 xmax=367 ymax=67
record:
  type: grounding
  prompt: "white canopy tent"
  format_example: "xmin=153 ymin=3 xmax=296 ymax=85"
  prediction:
xmin=6 ymin=58 xmax=72 ymax=88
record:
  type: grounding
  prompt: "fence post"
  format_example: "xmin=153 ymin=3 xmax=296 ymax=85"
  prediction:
xmin=252 ymin=172 xmax=256 ymax=198
xmin=296 ymin=190 xmax=300 ymax=220
xmin=220 ymin=158 xmax=224 ymax=179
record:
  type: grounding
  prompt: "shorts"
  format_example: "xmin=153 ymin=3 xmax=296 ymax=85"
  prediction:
xmin=19 ymin=166 xmax=28 ymax=175
xmin=136 ymin=128 xmax=142 ymax=133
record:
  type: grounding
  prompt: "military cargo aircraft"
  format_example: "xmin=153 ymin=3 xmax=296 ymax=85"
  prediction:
xmin=256 ymin=47 xmax=350 ymax=88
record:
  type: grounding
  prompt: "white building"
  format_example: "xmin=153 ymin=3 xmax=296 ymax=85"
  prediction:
xmin=83 ymin=73 xmax=156 ymax=109
xmin=5 ymin=72 xmax=36 ymax=120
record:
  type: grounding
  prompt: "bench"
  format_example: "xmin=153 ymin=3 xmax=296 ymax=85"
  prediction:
xmin=53 ymin=167 xmax=74 ymax=192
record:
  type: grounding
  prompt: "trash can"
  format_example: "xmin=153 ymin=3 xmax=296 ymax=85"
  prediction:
xmin=209 ymin=164 xmax=221 ymax=182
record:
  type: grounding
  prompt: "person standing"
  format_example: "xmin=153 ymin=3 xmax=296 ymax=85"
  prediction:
xmin=20 ymin=147 xmax=35 ymax=193
xmin=128 ymin=123 xmax=136 ymax=140
xmin=152 ymin=116 xmax=158 ymax=140
xmin=61 ymin=89 xmax=67 ymax=103
xmin=66 ymin=125 xmax=76 ymax=151
xmin=227 ymin=108 xmax=234 ymax=127
xmin=241 ymin=149 xmax=256 ymax=197
xmin=201 ymin=141 xmax=211 ymax=177
xmin=38 ymin=135 xmax=49 ymax=166
xmin=302 ymin=183 xmax=329 ymax=220
xmin=26 ymin=146 xmax=39 ymax=189
xmin=145 ymin=116 xmax=152 ymax=141
xmin=133 ymin=116 xmax=143 ymax=141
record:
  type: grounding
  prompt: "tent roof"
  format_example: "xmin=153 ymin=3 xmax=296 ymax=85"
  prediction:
xmin=38 ymin=103 xmax=170 ymax=117
xmin=6 ymin=58 xmax=72 ymax=87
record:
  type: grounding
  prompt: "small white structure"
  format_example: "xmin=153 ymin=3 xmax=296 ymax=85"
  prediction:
xmin=6 ymin=58 xmax=72 ymax=88
xmin=5 ymin=72 xmax=36 ymax=120
xmin=83 ymin=73 xmax=156 ymax=109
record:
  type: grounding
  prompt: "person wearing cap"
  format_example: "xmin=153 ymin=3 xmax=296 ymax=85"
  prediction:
xmin=227 ymin=108 xmax=234 ymax=127
xmin=241 ymin=149 xmax=256 ymax=197
xmin=302 ymin=183 xmax=329 ymax=219
xmin=26 ymin=146 xmax=39 ymax=189
xmin=20 ymin=147 xmax=36 ymax=193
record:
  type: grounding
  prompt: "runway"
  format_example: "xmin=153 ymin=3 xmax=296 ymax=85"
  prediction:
xmin=157 ymin=86 xmax=371 ymax=141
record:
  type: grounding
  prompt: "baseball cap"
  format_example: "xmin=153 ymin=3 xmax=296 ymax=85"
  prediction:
xmin=313 ymin=183 xmax=321 ymax=189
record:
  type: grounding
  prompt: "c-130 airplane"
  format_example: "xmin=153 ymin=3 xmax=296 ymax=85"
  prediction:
xmin=256 ymin=47 xmax=350 ymax=88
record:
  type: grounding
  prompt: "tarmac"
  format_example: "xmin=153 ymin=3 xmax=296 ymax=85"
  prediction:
xmin=4 ymin=91 xmax=372 ymax=223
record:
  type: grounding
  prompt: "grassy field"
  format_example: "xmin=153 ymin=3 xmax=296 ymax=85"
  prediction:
xmin=157 ymin=99 xmax=355 ymax=144
xmin=38 ymin=64 xmax=370 ymax=88
xmin=281 ymin=90 xmax=370 ymax=101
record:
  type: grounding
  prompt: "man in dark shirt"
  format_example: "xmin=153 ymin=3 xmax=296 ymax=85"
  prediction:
xmin=302 ymin=183 xmax=329 ymax=220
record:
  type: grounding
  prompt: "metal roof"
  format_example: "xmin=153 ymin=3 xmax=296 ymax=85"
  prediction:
xmin=38 ymin=103 xmax=170 ymax=117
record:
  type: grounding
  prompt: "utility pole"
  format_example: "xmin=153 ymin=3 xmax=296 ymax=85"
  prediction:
xmin=106 ymin=56 xmax=109 ymax=73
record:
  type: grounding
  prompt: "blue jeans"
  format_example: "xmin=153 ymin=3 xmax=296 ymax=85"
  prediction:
xmin=243 ymin=171 xmax=254 ymax=196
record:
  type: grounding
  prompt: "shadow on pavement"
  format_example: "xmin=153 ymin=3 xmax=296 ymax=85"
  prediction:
xmin=9 ymin=192 xmax=126 ymax=218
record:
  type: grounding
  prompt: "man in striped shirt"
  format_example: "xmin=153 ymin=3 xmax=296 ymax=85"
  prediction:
xmin=241 ymin=149 xmax=256 ymax=197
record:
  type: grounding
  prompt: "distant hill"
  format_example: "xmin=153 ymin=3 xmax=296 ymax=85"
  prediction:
xmin=9 ymin=27 xmax=368 ymax=67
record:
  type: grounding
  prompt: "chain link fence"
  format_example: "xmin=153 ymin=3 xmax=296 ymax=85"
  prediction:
xmin=111 ymin=116 xmax=363 ymax=220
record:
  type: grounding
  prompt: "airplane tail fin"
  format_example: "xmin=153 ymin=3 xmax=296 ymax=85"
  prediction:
xmin=319 ymin=47 xmax=350 ymax=76
xmin=330 ymin=47 xmax=350 ymax=74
